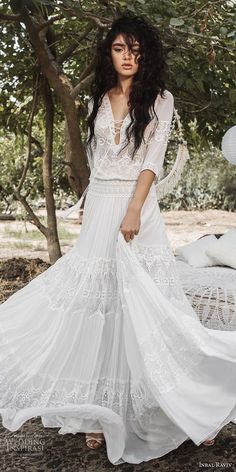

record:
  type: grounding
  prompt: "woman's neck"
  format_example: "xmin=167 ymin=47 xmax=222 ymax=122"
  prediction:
xmin=113 ymin=76 xmax=133 ymax=97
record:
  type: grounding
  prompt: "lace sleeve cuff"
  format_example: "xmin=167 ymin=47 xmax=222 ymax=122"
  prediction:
xmin=140 ymin=162 xmax=159 ymax=183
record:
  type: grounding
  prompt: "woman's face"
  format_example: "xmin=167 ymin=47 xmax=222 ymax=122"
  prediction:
xmin=111 ymin=34 xmax=141 ymax=77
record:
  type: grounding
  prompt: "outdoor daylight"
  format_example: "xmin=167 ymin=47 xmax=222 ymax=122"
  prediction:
xmin=0 ymin=1 xmax=236 ymax=471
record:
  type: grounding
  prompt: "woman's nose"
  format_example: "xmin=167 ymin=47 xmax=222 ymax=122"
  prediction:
xmin=123 ymin=48 xmax=132 ymax=59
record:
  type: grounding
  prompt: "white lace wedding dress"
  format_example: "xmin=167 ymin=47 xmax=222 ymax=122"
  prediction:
xmin=0 ymin=90 xmax=236 ymax=466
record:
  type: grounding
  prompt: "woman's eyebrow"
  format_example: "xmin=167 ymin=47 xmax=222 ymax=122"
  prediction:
xmin=112 ymin=42 xmax=140 ymax=47
xmin=112 ymin=42 xmax=125 ymax=46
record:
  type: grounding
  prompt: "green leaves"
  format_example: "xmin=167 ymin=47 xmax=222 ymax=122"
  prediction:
xmin=169 ymin=17 xmax=185 ymax=27
xmin=1 ymin=0 xmax=236 ymax=182
xmin=229 ymin=90 xmax=236 ymax=104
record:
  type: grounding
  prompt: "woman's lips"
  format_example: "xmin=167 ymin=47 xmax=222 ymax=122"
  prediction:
xmin=122 ymin=65 xmax=132 ymax=69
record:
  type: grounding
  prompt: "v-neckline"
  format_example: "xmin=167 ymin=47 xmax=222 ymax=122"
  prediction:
xmin=104 ymin=92 xmax=130 ymax=146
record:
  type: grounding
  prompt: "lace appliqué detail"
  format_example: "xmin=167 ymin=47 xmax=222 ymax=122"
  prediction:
xmin=31 ymin=253 xmax=121 ymax=320
xmin=138 ymin=319 xmax=204 ymax=395
xmin=148 ymin=120 xmax=171 ymax=144
xmin=131 ymin=242 xmax=187 ymax=303
xmin=87 ymin=93 xmax=173 ymax=182
xmin=117 ymin=242 xmax=206 ymax=394
xmin=88 ymin=179 xmax=137 ymax=197
xmin=0 ymin=344 xmax=159 ymax=422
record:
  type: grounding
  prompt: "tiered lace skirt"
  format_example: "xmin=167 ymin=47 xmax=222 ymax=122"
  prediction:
xmin=0 ymin=178 xmax=236 ymax=465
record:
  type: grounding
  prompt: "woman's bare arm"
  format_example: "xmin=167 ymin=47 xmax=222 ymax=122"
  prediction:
xmin=129 ymin=169 xmax=155 ymax=211
xmin=120 ymin=169 xmax=155 ymax=242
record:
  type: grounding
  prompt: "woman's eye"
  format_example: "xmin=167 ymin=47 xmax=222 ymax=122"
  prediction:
xmin=113 ymin=47 xmax=140 ymax=54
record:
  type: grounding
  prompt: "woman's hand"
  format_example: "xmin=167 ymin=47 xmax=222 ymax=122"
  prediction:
xmin=120 ymin=206 xmax=141 ymax=242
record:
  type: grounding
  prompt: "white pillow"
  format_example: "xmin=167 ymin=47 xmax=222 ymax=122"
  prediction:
xmin=206 ymin=229 xmax=236 ymax=269
xmin=175 ymin=235 xmax=217 ymax=268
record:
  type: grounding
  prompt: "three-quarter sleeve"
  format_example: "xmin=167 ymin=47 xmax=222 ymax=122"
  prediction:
xmin=140 ymin=90 xmax=174 ymax=184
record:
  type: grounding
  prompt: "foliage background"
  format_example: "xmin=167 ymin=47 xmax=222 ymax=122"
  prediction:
xmin=0 ymin=0 xmax=236 ymax=214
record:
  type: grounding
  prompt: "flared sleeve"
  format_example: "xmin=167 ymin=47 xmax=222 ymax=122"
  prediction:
xmin=140 ymin=90 xmax=174 ymax=184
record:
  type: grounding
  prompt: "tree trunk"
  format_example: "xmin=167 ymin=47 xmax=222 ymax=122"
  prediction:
xmin=10 ymin=4 xmax=91 ymax=263
xmin=19 ymin=6 xmax=90 ymax=198
xmin=41 ymin=78 xmax=62 ymax=263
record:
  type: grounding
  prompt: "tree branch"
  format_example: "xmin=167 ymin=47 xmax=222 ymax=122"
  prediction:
xmin=175 ymin=97 xmax=213 ymax=113
xmin=179 ymin=0 xmax=225 ymax=20
xmin=72 ymin=72 xmax=94 ymax=97
xmin=21 ymin=124 xmax=43 ymax=152
xmin=18 ymin=73 xmax=39 ymax=192
xmin=13 ymin=72 xmax=47 ymax=234
xmin=37 ymin=13 xmax=65 ymax=32
xmin=58 ymin=25 xmax=93 ymax=64
xmin=169 ymin=25 xmax=234 ymax=48
xmin=83 ymin=12 xmax=111 ymax=28
xmin=53 ymin=161 xmax=71 ymax=179
xmin=0 ymin=12 xmax=21 ymax=21
xmin=13 ymin=189 xmax=47 ymax=234
xmin=18 ymin=5 xmax=89 ymax=195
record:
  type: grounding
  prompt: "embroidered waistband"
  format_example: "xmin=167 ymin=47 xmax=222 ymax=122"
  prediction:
xmin=88 ymin=178 xmax=156 ymax=197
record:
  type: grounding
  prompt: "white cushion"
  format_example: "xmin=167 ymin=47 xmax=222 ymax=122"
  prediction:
xmin=206 ymin=229 xmax=236 ymax=269
xmin=175 ymin=235 xmax=217 ymax=268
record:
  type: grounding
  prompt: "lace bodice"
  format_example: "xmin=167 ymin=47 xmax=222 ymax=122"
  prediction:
xmin=86 ymin=90 xmax=174 ymax=184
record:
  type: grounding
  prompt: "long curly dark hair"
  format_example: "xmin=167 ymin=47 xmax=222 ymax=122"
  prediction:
xmin=86 ymin=12 xmax=167 ymax=159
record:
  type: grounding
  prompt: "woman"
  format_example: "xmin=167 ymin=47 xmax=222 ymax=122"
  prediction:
xmin=0 ymin=13 xmax=236 ymax=466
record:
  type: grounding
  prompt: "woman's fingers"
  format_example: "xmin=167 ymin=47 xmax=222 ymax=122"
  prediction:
xmin=120 ymin=230 xmax=139 ymax=242
xmin=125 ymin=233 xmax=131 ymax=242
xmin=119 ymin=209 xmax=140 ymax=242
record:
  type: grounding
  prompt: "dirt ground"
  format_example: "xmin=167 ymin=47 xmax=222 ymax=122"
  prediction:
xmin=0 ymin=209 xmax=235 ymax=263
